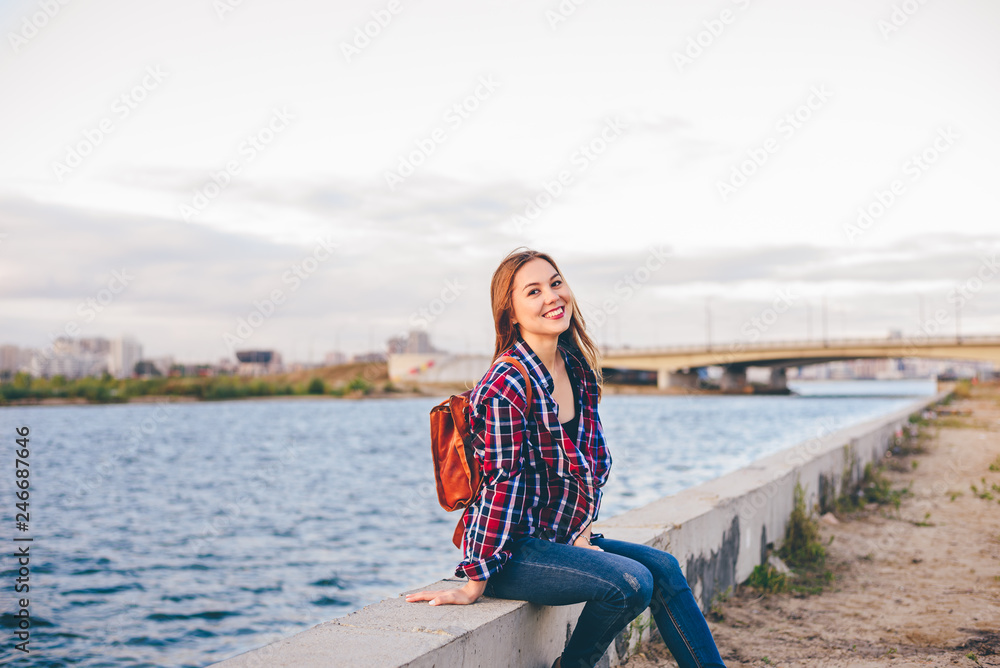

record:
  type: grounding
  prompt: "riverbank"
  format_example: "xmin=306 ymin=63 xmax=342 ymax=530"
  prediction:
xmin=1 ymin=373 xmax=944 ymax=406
xmin=0 ymin=361 xmax=405 ymax=405
xmin=625 ymin=381 xmax=1000 ymax=668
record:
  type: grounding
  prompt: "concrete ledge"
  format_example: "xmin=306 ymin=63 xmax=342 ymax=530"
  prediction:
xmin=209 ymin=392 xmax=948 ymax=667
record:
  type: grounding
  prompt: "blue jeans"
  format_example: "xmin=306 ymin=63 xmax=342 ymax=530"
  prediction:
xmin=483 ymin=535 xmax=727 ymax=668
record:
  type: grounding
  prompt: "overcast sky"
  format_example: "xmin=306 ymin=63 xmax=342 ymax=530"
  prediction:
xmin=1 ymin=0 xmax=998 ymax=363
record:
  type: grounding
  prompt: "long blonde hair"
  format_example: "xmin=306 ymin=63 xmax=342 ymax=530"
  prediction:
xmin=489 ymin=247 xmax=604 ymax=401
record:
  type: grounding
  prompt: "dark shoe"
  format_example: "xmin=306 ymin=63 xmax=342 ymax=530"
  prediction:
xmin=551 ymin=656 xmax=561 ymax=668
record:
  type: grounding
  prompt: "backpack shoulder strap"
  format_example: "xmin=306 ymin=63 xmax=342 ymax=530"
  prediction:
xmin=495 ymin=355 xmax=533 ymax=419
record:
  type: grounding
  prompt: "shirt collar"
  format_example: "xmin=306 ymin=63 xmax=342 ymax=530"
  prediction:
xmin=510 ymin=337 xmax=585 ymax=395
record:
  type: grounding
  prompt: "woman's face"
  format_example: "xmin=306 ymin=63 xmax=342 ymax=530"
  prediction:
xmin=510 ymin=258 xmax=573 ymax=337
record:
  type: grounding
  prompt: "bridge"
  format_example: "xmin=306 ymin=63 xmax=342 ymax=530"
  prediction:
xmin=599 ymin=334 xmax=1000 ymax=392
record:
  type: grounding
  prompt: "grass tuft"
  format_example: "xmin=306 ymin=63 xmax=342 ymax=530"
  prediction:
xmin=745 ymin=564 xmax=787 ymax=594
xmin=775 ymin=482 xmax=834 ymax=594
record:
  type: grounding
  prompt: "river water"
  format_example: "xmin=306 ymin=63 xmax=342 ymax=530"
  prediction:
xmin=0 ymin=381 xmax=936 ymax=666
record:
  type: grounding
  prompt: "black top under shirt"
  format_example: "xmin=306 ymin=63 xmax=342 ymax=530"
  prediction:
xmin=559 ymin=359 xmax=580 ymax=444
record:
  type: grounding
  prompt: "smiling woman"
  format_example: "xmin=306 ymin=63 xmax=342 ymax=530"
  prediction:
xmin=406 ymin=248 xmax=728 ymax=668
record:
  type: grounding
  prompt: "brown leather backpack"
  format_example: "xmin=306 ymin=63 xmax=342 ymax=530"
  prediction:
xmin=429 ymin=356 xmax=533 ymax=548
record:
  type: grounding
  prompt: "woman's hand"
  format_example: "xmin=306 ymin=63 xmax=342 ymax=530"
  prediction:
xmin=573 ymin=523 xmax=603 ymax=551
xmin=405 ymin=579 xmax=487 ymax=606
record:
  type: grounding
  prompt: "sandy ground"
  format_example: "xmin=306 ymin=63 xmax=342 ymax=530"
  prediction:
xmin=624 ymin=382 xmax=1000 ymax=668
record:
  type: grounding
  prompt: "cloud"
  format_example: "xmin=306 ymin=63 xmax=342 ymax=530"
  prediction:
xmin=1 ymin=191 xmax=996 ymax=361
xmin=0 ymin=197 xmax=298 ymax=308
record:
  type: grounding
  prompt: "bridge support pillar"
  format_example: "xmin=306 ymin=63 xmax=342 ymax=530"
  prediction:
xmin=659 ymin=368 xmax=699 ymax=390
xmin=720 ymin=367 xmax=748 ymax=393
xmin=769 ymin=367 xmax=788 ymax=391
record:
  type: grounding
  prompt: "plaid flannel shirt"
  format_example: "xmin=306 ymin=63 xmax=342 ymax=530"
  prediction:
xmin=455 ymin=337 xmax=613 ymax=581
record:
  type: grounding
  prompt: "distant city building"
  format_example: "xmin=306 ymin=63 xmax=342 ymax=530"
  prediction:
xmin=236 ymin=351 xmax=272 ymax=364
xmin=387 ymin=352 xmax=490 ymax=384
xmin=21 ymin=337 xmax=115 ymax=379
xmin=109 ymin=336 xmax=143 ymax=378
xmin=235 ymin=350 xmax=284 ymax=376
xmin=29 ymin=346 xmax=107 ymax=379
xmin=0 ymin=345 xmax=27 ymax=377
xmin=0 ymin=336 xmax=145 ymax=380
xmin=387 ymin=330 xmax=440 ymax=355
xmin=79 ymin=337 xmax=112 ymax=355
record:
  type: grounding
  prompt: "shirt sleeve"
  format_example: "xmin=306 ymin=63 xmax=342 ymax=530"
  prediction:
xmin=586 ymin=404 xmax=611 ymax=531
xmin=455 ymin=392 xmax=529 ymax=581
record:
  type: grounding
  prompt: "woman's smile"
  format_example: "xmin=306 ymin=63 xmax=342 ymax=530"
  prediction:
xmin=542 ymin=305 xmax=565 ymax=319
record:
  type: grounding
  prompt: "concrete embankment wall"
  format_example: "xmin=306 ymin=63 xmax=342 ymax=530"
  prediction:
xmin=209 ymin=391 xmax=949 ymax=668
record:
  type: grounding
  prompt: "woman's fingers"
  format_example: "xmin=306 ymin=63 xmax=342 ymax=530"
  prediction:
xmin=404 ymin=589 xmax=468 ymax=605
xmin=404 ymin=590 xmax=441 ymax=603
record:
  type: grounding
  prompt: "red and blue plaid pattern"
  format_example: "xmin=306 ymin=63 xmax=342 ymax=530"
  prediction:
xmin=455 ymin=337 xmax=612 ymax=581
